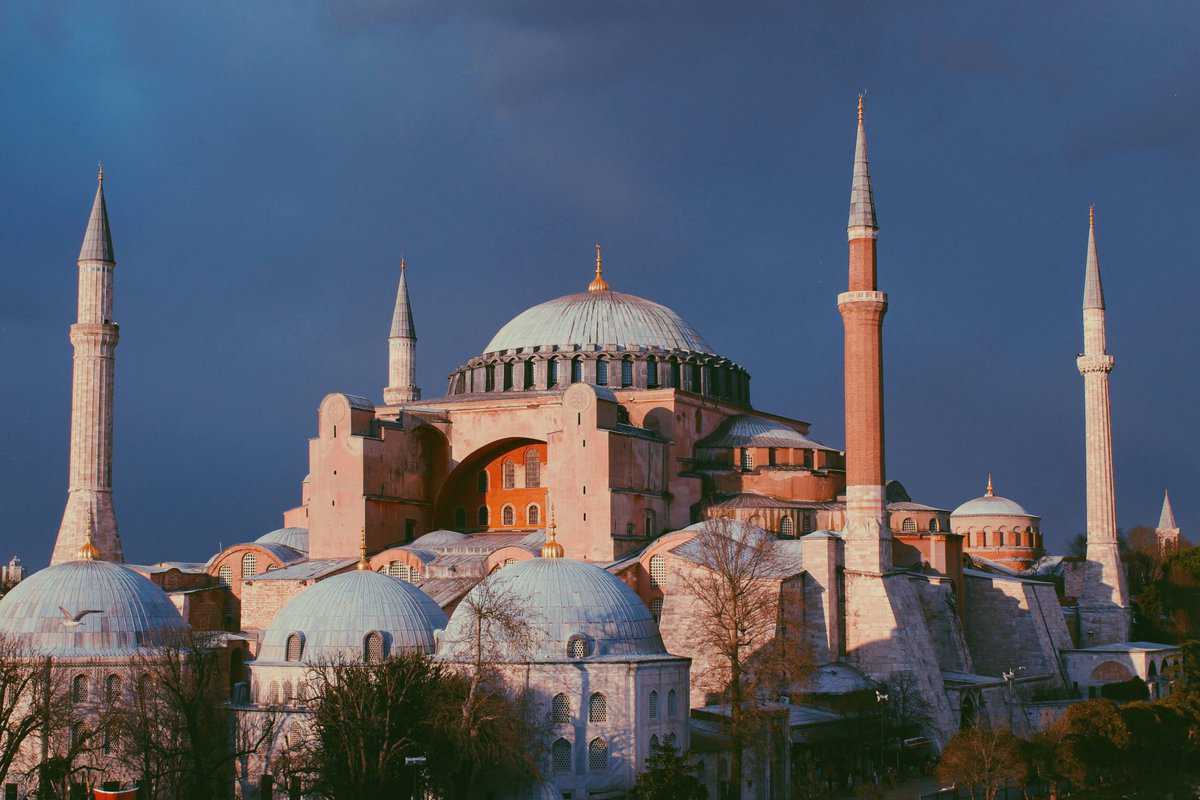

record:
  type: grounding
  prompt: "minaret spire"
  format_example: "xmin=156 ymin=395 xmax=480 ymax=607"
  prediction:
xmin=1157 ymin=490 xmax=1181 ymax=554
xmin=1083 ymin=204 xmax=1104 ymax=311
xmin=1159 ymin=490 xmax=1177 ymax=530
xmin=383 ymin=258 xmax=420 ymax=404
xmin=52 ymin=168 xmax=124 ymax=564
xmin=847 ymin=94 xmax=878 ymax=238
xmin=985 ymin=473 xmax=994 ymax=497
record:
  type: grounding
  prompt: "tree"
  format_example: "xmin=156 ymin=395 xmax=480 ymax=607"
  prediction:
xmin=0 ymin=637 xmax=56 ymax=789
xmin=681 ymin=515 xmax=811 ymax=799
xmin=629 ymin=741 xmax=706 ymax=800
xmin=1053 ymin=699 xmax=1129 ymax=794
xmin=936 ymin=725 xmax=1026 ymax=800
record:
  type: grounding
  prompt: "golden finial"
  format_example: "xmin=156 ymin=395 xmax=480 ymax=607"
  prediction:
xmin=541 ymin=507 xmax=565 ymax=559
xmin=857 ymin=94 xmax=864 ymax=123
xmin=357 ymin=526 xmax=370 ymax=570
xmin=400 ymin=256 xmax=407 ymax=272
xmin=97 ymin=162 xmax=104 ymax=186
xmin=985 ymin=473 xmax=994 ymax=497
xmin=78 ymin=507 xmax=100 ymax=561
xmin=1089 ymin=204 xmax=1095 ymax=230
xmin=587 ymin=242 xmax=610 ymax=293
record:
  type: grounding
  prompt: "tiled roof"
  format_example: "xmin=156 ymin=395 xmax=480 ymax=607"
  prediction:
xmin=390 ymin=262 xmax=416 ymax=339
xmin=697 ymin=415 xmax=835 ymax=451
xmin=79 ymin=180 xmax=114 ymax=262
xmin=256 ymin=527 xmax=309 ymax=553
xmin=248 ymin=559 xmax=356 ymax=581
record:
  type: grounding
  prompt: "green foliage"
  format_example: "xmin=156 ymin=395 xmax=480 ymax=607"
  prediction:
xmin=1098 ymin=676 xmax=1149 ymax=702
xmin=629 ymin=742 xmax=706 ymax=800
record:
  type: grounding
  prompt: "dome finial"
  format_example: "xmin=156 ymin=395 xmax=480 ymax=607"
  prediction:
xmin=357 ymin=527 xmax=370 ymax=570
xmin=588 ymin=242 xmax=610 ymax=293
xmin=542 ymin=507 xmax=565 ymax=559
xmin=97 ymin=161 xmax=104 ymax=186
xmin=985 ymin=473 xmax=994 ymax=497
xmin=857 ymin=93 xmax=864 ymax=123
xmin=78 ymin=507 xmax=101 ymax=561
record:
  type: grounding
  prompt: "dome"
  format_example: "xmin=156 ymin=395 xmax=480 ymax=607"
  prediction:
xmin=410 ymin=530 xmax=468 ymax=549
xmin=697 ymin=414 xmax=835 ymax=450
xmin=952 ymin=494 xmax=1032 ymax=517
xmin=258 ymin=569 xmax=448 ymax=664
xmin=255 ymin=527 xmax=309 ymax=553
xmin=483 ymin=291 xmax=713 ymax=356
xmin=438 ymin=558 xmax=664 ymax=662
xmin=0 ymin=559 xmax=187 ymax=658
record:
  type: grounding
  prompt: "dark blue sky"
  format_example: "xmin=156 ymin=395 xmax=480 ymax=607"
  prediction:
xmin=2 ymin=2 xmax=1196 ymax=567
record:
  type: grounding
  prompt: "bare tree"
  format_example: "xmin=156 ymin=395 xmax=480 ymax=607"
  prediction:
xmin=0 ymin=636 xmax=54 ymax=789
xmin=936 ymin=725 xmax=1026 ymax=800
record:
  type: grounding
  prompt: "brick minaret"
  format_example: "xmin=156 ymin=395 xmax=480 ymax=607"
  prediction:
xmin=1076 ymin=206 xmax=1130 ymax=644
xmin=839 ymin=95 xmax=891 ymax=573
xmin=1156 ymin=490 xmax=1180 ymax=554
xmin=383 ymin=258 xmax=420 ymax=404
xmin=52 ymin=167 xmax=124 ymax=564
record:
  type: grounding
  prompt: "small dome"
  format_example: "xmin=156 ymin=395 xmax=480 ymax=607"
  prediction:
xmin=258 ymin=569 xmax=447 ymax=664
xmin=483 ymin=291 xmax=713 ymax=355
xmin=410 ymin=530 xmax=468 ymax=549
xmin=438 ymin=558 xmax=664 ymax=662
xmin=255 ymin=527 xmax=309 ymax=553
xmin=697 ymin=414 xmax=834 ymax=450
xmin=952 ymin=494 xmax=1031 ymax=517
xmin=0 ymin=560 xmax=187 ymax=658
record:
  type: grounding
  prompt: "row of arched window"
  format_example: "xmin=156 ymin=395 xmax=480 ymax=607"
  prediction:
xmin=216 ymin=552 xmax=283 ymax=586
xmin=455 ymin=503 xmax=542 ymax=530
xmin=549 ymin=688 xmax=677 ymax=725
xmin=551 ymin=736 xmax=612 ymax=773
xmin=964 ymin=528 xmax=1044 ymax=549
xmin=385 ymin=561 xmax=422 ymax=582
xmin=623 ymin=509 xmax=658 ymax=538
xmin=72 ymin=673 xmax=156 ymax=705
xmin=898 ymin=517 xmax=946 ymax=533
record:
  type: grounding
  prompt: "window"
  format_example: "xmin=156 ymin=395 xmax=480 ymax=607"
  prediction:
xmin=553 ymin=738 xmax=572 ymax=773
xmin=690 ymin=363 xmax=702 ymax=392
xmin=644 ymin=509 xmax=656 ymax=537
xmin=929 ymin=518 xmax=941 ymax=533
xmin=901 ymin=518 xmax=916 ymax=533
xmin=647 ymin=356 xmax=659 ymax=387
xmin=268 ymin=680 xmax=280 ymax=705
xmin=454 ymin=507 xmax=467 ymax=529
xmin=649 ymin=690 xmax=658 ymax=720
xmin=588 ymin=738 xmax=609 ymax=770
xmin=710 ymin=366 xmax=722 ymax=397
xmin=525 ymin=450 xmax=540 ymax=487
xmin=649 ymin=597 xmax=663 ymax=622
xmin=670 ymin=359 xmax=681 ymax=388
xmin=596 ymin=358 xmax=608 ymax=386
xmin=218 ymin=564 xmax=232 ymax=585
xmin=363 ymin=631 xmax=386 ymax=663
xmin=285 ymin=633 xmax=304 ymax=662
xmin=802 ymin=512 xmax=814 ymax=533
xmin=241 ymin=553 xmax=257 ymax=579
xmin=502 ymin=459 xmax=516 ymax=489
xmin=649 ymin=555 xmax=665 ymax=588
xmin=502 ymin=505 xmax=515 ymax=526
xmin=568 ymin=635 xmax=589 ymax=659
xmin=485 ymin=364 xmax=495 ymax=392
xmin=104 ymin=674 xmax=121 ymax=703
xmin=503 ymin=362 xmax=514 ymax=390
xmin=388 ymin=561 xmax=401 ymax=577
xmin=478 ymin=506 xmax=489 ymax=527
xmin=665 ymin=732 xmax=677 ymax=749
xmin=524 ymin=359 xmax=534 ymax=389
xmin=650 ymin=734 xmax=660 ymax=749
xmin=621 ymin=358 xmax=633 ymax=387
xmin=740 ymin=448 xmax=754 ymax=471
xmin=571 ymin=357 xmax=583 ymax=383
xmin=72 ymin=674 xmax=89 ymax=703
xmin=551 ymin=693 xmax=571 ymax=723
xmin=527 ymin=504 xmax=541 ymax=526
xmin=780 ymin=516 xmax=794 ymax=537
xmin=768 ymin=447 xmax=777 ymax=466
xmin=547 ymin=358 xmax=559 ymax=386
xmin=667 ymin=689 xmax=677 ymax=718
xmin=589 ymin=693 xmax=607 ymax=722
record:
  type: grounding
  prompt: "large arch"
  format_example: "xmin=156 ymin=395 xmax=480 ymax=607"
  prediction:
xmin=433 ymin=437 xmax=548 ymax=532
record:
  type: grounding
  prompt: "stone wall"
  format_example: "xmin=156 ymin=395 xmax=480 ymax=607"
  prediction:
xmin=963 ymin=572 xmax=1071 ymax=687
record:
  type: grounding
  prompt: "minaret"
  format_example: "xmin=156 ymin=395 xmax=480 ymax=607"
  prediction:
xmin=52 ymin=166 xmax=124 ymax=564
xmin=1156 ymin=490 xmax=1180 ymax=554
xmin=839 ymin=95 xmax=890 ymax=573
xmin=383 ymin=258 xmax=420 ymax=405
xmin=1076 ymin=205 xmax=1130 ymax=644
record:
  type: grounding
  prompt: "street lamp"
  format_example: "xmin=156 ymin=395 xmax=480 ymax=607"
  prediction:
xmin=875 ymin=690 xmax=889 ymax=777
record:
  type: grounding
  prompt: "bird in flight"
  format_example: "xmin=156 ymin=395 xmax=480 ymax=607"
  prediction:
xmin=58 ymin=607 xmax=102 ymax=627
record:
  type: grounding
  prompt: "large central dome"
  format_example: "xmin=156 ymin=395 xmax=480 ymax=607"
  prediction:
xmin=483 ymin=290 xmax=713 ymax=356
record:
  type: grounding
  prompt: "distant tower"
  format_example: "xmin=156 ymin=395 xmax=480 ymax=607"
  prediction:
xmin=52 ymin=167 xmax=124 ymax=564
xmin=383 ymin=259 xmax=420 ymax=405
xmin=1076 ymin=206 xmax=1130 ymax=644
xmin=1156 ymin=490 xmax=1181 ymax=554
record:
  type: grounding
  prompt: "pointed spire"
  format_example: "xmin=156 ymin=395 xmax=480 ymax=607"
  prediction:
xmin=1159 ymin=490 xmax=1178 ymax=531
xmin=357 ymin=527 xmax=370 ymax=570
xmin=985 ymin=473 xmax=994 ymax=497
xmin=389 ymin=258 xmax=416 ymax=339
xmin=1083 ymin=204 xmax=1105 ymax=310
xmin=848 ymin=95 xmax=878 ymax=233
xmin=79 ymin=165 xmax=115 ymax=263
xmin=588 ymin=242 xmax=610 ymax=292
xmin=541 ymin=506 xmax=565 ymax=559
xmin=77 ymin=508 xmax=100 ymax=561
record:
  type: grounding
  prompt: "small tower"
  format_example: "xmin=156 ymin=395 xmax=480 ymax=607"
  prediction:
xmin=1075 ymin=206 xmax=1131 ymax=644
xmin=1156 ymin=490 xmax=1181 ymax=554
xmin=52 ymin=166 xmax=124 ymax=564
xmin=383 ymin=259 xmax=420 ymax=404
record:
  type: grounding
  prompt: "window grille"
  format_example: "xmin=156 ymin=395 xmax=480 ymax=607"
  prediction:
xmin=527 ymin=504 xmax=540 ymax=526
xmin=285 ymin=633 xmax=304 ymax=662
xmin=478 ymin=506 xmax=489 ymax=527
xmin=552 ymin=738 xmax=572 ymax=773
xmin=503 ymin=362 xmax=513 ymax=390
xmin=588 ymin=693 xmax=607 ymax=723
xmin=503 ymin=460 xmax=515 ymax=488
xmin=588 ymin=738 xmax=609 ymax=770
xmin=780 ymin=516 xmax=794 ymax=537
xmin=596 ymin=359 xmax=608 ymax=386
xmin=551 ymin=693 xmax=571 ymax=723
xmin=241 ymin=553 xmax=257 ymax=578
xmin=218 ymin=564 xmax=232 ymax=585
xmin=388 ymin=561 xmax=400 ymax=577
xmin=649 ymin=555 xmax=665 ymax=588
xmin=649 ymin=597 xmax=663 ymax=622
xmin=525 ymin=451 xmax=540 ymax=487
xmin=648 ymin=690 xmax=658 ymax=720
xmin=621 ymin=359 xmax=633 ymax=387
xmin=567 ymin=635 xmax=588 ymax=659
xmin=268 ymin=680 xmax=280 ymax=705
xmin=647 ymin=357 xmax=658 ymax=387
xmin=72 ymin=675 xmax=88 ymax=703
xmin=485 ymin=364 xmax=495 ymax=391
xmin=524 ymin=359 xmax=534 ymax=389
xmin=547 ymin=358 xmax=558 ymax=386
xmin=901 ymin=518 xmax=916 ymax=533
xmin=502 ymin=505 xmax=515 ymax=526
xmin=667 ymin=689 xmax=677 ymax=718
xmin=364 ymin=631 xmax=385 ymax=663
xmin=740 ymin=448 xmax=754 ymax=471
xmin=105 ymin=675 xmax=121 ymax=703
xmin=571 ymin=358 xmax=583 ymax=383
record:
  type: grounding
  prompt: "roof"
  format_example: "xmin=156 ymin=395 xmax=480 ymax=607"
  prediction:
xmin=1066 ymin=642 xmax=1180 ymax=654
xmin=952 ymin=493 xmax=1033 ymax=518
xmin=409 ymin=530 xmax=468 ymax=549
xmin=390 ymin=261 xmax=416 ymax=339
xmin=847 ymin=97 xmax=878 ymax=232
xmin=673 ymin=520 xmax=805 ymax=577
xmin=413 ymin=577 xmax=479 ymax=607
xmin=255 ymin=527 xmax=309 ymax=553
xmin=482 ymin=290 xmax=713 ymax=356
xmin=1083 ymin=207 xmax=1105 ymax=310
xmin=697 ymin=414 xmax=834 ymax=451
xmin=247 ymin=559 xmax=356 ymax=581
xmin=79 ymin=175 xmax=114 ymax=262
xmin=1159 ymin=490 xmax=1178 ymax=530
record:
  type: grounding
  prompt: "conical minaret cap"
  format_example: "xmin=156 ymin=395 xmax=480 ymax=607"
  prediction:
xmin=1083 ymin=205 xmax=1105 ymax=310
xmin=1159 ymin=490 xmax=1178 ymax=530
xmin=79 ymin=164 xmax=115 ymax=263
xmin=847 ymin=95 xmax=878 ymax=232
xmin=389 ymin=258 xmax=417 ymax=339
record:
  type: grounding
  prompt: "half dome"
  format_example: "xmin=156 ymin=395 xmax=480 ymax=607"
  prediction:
xmin=256 ymin=527 xmax=309 ymax=553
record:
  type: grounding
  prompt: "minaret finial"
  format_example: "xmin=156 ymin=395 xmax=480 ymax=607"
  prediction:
xmin=77 ymin=508 xmax=100 ymax=561
xmin=541 ymin=506 xmax=565 ymax=559
xmin=588 ymin=242 xmax=610 ymax=292
xmin=985 ymin=473 xmax=994 ymax=497
xmin=97 ymin=162 xmax=104 ymax=185
xmin=857 ymin=94 xmax=864 ymax=123
xmin=400 ymin=256 xmax=406 ymax=272
xmin=357 ymin=526 xmax=370 ymax=570
xmin=1089 ymin=204 xmax=1095 ymax=230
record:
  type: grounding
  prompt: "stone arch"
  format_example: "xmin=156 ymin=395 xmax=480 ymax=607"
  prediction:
xmin=1090 ymin=661 xmax=1134 ymax=683
xmin=432 ymin=437 xmax=547 ymax=529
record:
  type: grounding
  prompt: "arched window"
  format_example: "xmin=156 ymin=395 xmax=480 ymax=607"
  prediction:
xmin=524 ymin=359 xmax=534 ymax=389
xmin=588 ymin=738 xmax=609 ymax=770
xmin=477 ymin=470 xmax=488 ymax=492
xmin=547 ymin=358 xmax=559 ymax=387
xmin=282 ymin=680 xmax=294 ymax=704
xmin=780 ymin=516 xmax=794 ymax=537
xmin=647 ymin=356 xmax=659 ymax=388
xmin=901 ymin=518 xmax=916 ymax=533
xmin=454 ymin=373 xmax=466 ymax=394
xmin=218 ymin=564 xmax=232 ymax=585
xmin=454 ymin=507 xmax=467 ymax=529
xmin=621 ymin=358 xmax=634 ymax=387
xmin=553 ymin=738 xmax=572 ymax=773
xmin=568 ymin=635 xmax=589 ymax=659
xmin=596 ymin=358 xmax=609 ymax=386
xmin=665 ymin=731 xmax=677 ymax=749
xmin=241 ymin=553 xmax=257 ymax=579
xmin=551 ymin=693 xmax=571 ymax=724
xmin=644 ymin=509 xmax=656 ymax=537
xmin=802 ymin=511 xmax=814 ymax=533
xmin=740 ymin=448 xmax=754 ymax=471
xmin=710 ymin=366 xmax=722 ymax=398
xmin=527 ymin=504 xmax=541 ymax=526
xmin=485 ymin=364 xmax=496 ymax=392
xmin=670 ymin=359 xmax=682 ymax=388
xmin=525 ymin=450 xmax=540 ymax=487
xmin=285 ymin=633 xmax=304 ymax=662
xmin=929 ymin=518 xmax=941 ymax=532
xmin=363 ymin=631 xmax=386 ymax=663
xmin=649 ymin=596 xmax=663 ymax=622
xmin=388 ymin=561 xmax=400 ymax=577
xmin=650 ymin=734 xmax=660 ymax=749
xmin=589 ymin=693 xmax=607 ymax=722
xmin=649 ymin=690 xmax=659 ymax=720
xmin=571 ymin=357 xmax=583 ymax=383
xmin=1008 ymin=530 xmax=1021 ymax=546
xmin=502 ymin=459 xmax=516 ymax=489
xmin=992 ymin=529 xmax=1003 ymax=547
xmin=649 ymin=554 xmax=666 ymax=588
xmin=975 ymin=531 xmax=986 ymax=548
xmin=502 ymin=505 xmax=515 ymax=526
xmin=105 ymin=674 xmax=121 ymax=703
xmin=478 ymin=506 xmax=489 ymax=527
xmin=503 ymin=362 xmax=514 ymax=391
xmin=690 ymin=363 xmax=702 ymax=392
xmin=667 ymin=689 xmax=677 ymax=718
xmin=72 ymin=674 xmax=89 ymax=703
xmin=268 ymin=680 xmax=280 ymax=705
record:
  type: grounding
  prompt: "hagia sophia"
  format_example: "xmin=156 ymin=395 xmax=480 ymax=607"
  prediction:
xmin=0 ymin=99 xmax=1186 ymax=799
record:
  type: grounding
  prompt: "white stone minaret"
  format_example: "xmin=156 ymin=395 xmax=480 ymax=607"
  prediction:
xmin=383 ymin=258 xmax=420 ymax=405
xmin=52 ymin=167 xmax=124 ymax=564
xmin=1076 ymin=205 xmax=1130 ymax=644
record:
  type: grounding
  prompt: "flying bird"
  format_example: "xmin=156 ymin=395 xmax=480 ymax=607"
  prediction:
xmin=58 ymin=607 xmax=102 ymax=627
